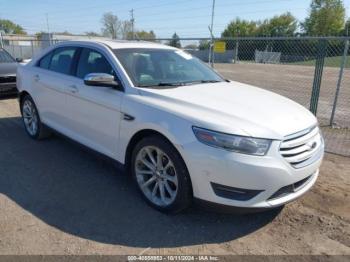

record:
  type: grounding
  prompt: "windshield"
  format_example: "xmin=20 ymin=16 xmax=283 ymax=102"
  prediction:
xmin=113 ymin=48 xmax=224 ymax=87
xmin=0 ymin=49 xmax=15 ymax=63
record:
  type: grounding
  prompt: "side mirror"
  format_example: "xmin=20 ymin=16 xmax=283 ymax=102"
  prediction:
xmin=84 ymin=73 xmax=119 ymax=88
xmin=16 ymin=58 xmax=23 ymax=63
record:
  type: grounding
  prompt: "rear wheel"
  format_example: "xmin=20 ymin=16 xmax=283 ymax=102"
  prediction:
xmin=20 ymin=95 xmax=51 ymax=140
xmin=131 ymin=136 xmax=192 ymax=213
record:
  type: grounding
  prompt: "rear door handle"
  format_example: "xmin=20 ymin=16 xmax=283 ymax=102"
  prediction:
xmin=67 ymin=85 xmax=79 ymax=94
xmin=34 ymin=74 xmax=40 ymax=82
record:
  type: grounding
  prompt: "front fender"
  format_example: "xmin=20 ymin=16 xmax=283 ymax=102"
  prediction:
xmin=117 ymin=95 xmax=194 ymax=164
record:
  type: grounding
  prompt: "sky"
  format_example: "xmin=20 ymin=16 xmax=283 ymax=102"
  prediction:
xmin=0 ymin=0 xmax=349 ymax=38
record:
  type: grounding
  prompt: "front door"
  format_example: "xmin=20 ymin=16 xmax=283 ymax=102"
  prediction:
xmin=65 ymin=47 xmax=123 ymax=158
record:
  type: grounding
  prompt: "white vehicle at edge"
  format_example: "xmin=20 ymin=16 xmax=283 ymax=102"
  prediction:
xmin=16 ymin=40 xmax=324 ymax=213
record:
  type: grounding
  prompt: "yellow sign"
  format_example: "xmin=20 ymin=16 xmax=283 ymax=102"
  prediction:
xmin=214 ymin=41 xmax=226 ymax=53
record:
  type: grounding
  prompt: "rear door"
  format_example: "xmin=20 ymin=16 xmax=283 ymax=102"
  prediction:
xmin=31 ymin=46 xmax=79 ymax=132
xmin=64 ymin=47 xmax=124 ymax=158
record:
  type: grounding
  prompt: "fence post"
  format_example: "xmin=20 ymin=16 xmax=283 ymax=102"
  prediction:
xmin=0 ymin=31 xmax=3 ymax=48
xmin=234 ymin=40 xmax=239 ymax=63
xmin=12 ymin=40 xmax=15 ymax=57
xmin=330 ymin=39 xmax=349 ymax=126
xmin=20 ymin=44 xmax=23 ymax=59
xmin=310 ymin=39 xmax=327 ymax=115
xmin=208 ymin=41 xmax=214 ymax=68
xmin=31 ymin=40 xmax=34 ymax=58
xmin=212 ymin=40 xmax=215 ymax=67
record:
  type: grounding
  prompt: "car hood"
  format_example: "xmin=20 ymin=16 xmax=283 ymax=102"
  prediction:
xmin=138 ymin=81 xmax=317 ymax=140
xmin=0 ymin=62 xmax=17 ymax=76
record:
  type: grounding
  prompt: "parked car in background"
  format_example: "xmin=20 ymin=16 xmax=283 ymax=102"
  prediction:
xmin=16 ymin=40 xmax=324 ymax=213
xmin=0 ymin=48 xmax=20 ymax=96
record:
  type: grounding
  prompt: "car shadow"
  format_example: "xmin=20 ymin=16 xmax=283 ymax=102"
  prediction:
xmin=0 ymin=116 xmax=282 ymax=248
xmin=0 ymin=93 xmax=18 ymax=100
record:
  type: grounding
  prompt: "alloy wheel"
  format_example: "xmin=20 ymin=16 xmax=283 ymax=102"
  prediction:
xmin=135 ymin=146 xmax=178 ymax=207
xmin=22 ymin=99 xmax=38 ymax=136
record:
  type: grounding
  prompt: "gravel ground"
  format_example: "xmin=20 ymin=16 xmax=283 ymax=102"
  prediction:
xmin=215 ymin=63 xmax=350 ymax=156
xmin=0 ymin=97 xmax=349 ymax=255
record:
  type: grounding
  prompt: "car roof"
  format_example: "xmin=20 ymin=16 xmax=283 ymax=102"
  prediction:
xmin=57 ymin=39 xmax=176 ymax=50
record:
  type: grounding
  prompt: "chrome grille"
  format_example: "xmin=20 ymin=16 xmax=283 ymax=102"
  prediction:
xmin=280 ymin=126 xmax=323 ymax=168
xmin=0 ymin=76 xmax=16 ymax=83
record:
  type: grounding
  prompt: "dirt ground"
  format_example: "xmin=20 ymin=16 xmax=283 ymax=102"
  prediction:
xmin=0 ymin=97 xmax=349 ymax=255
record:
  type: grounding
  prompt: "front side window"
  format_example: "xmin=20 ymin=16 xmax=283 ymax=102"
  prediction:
xmin=49 ymin=47 xmax=78 ymax=75
xmin=76 ymin=48 xmax=115 ymax=79
xmin=113 ymin=48 xmax=223 ymax=87
xmin=0 ymin=49 xmax=15 ymax=63
xmin=37 ymin=51 xmax=53 ymax=69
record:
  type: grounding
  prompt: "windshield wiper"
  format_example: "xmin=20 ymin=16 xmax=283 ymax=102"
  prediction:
xmin=179 ymin=80 xmax=222 ymax=85
xmin=139 ymin=82 xmax=186 ymax=88
xmin=157 ymin=82 xmax=186 ymax=86
xmin=138 ymin=80 xmax=222 ymax=88
xmin=198 ymin=80 xmax=222 ymax=83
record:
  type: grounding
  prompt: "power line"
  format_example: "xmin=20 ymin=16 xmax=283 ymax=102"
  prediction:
xmin=136 ymin=7 xmax=303 ymax=23
xmin=1 ymin=0 xmax=144 ymax=18
xmin=3 ymin=1 xmax=305 ymax=37
xmin=2 ymin=0 xmax=184 ymax=19
xmin=10 ymin=0 xmax=289 ymax=23
xmin=7 ymin=0 xmax=294 ymax=30
xmin=13 ymin=0 xmax=293 ymax=22
xmin=20 ymin=5 xmax=303 ymax=34
xmin=15 ymin=4 xmax=301 ymax=28
xmin=135 ymin=0 xmax=293 ymax=20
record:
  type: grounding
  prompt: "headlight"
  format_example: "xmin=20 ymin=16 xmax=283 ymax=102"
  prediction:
xmin=192 ymin=127 xmax=271 ymax=156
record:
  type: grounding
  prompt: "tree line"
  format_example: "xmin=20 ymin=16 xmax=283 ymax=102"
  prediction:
xmin=221 ymin=0 xmax=349 ymax=37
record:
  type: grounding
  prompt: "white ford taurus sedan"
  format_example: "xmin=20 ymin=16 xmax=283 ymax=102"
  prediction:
xmin=17 ymin=40 xmax=324 ymax=213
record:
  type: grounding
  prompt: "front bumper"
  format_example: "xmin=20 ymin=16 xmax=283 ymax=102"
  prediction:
xmin=0 ymin=82 xmax=17 ymax=95
xmin=181 ymin=139 xmax=324 ymax=209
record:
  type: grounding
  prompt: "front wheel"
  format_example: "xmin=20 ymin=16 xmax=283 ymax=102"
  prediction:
xmin=131 ymin=136 xmax=193 ymax=213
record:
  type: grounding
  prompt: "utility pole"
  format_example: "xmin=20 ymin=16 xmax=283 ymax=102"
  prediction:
xmin=130 ymin=9 xmax=135 ymax=40
xmin=46 ymin=13 xmax=51 ymax=45
xmin=208 ymin=0 xmax=216 ymax=67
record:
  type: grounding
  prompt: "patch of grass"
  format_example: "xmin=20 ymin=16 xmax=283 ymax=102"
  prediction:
xmin=292 ymin=56 xmax=350 ymax=68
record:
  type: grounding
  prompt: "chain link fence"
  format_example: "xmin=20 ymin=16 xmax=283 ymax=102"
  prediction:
xmin=169 ymin=37 xmax=350 ymax=156
xmin=1 ymin=35 xmax=349 ymax=156
xmin=152 ymin=37 xmax=350 ymax=128
xmin=1 ymin=39 xmax=57 ymax=60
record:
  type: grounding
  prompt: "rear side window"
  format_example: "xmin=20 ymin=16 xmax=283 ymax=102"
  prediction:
xmin=37 ymin=52 xmax=53 ymax=69
xmin=76 ymin=48 xmax=115 ymax=79
xmin=49 ymin=47 xmax=78 ymax=75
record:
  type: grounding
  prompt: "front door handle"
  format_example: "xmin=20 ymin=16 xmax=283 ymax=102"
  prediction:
xmin=67 ymin=85 xmax=78 ymax=94
xmin=34 ymin=74 xmax=40 ymax=82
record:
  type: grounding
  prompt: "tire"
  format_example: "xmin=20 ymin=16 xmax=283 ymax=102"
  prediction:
xmin=20 ymin=95 xmax=51 ymax=140
xmin=131 ymin=135 xmax=193 ymax=213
